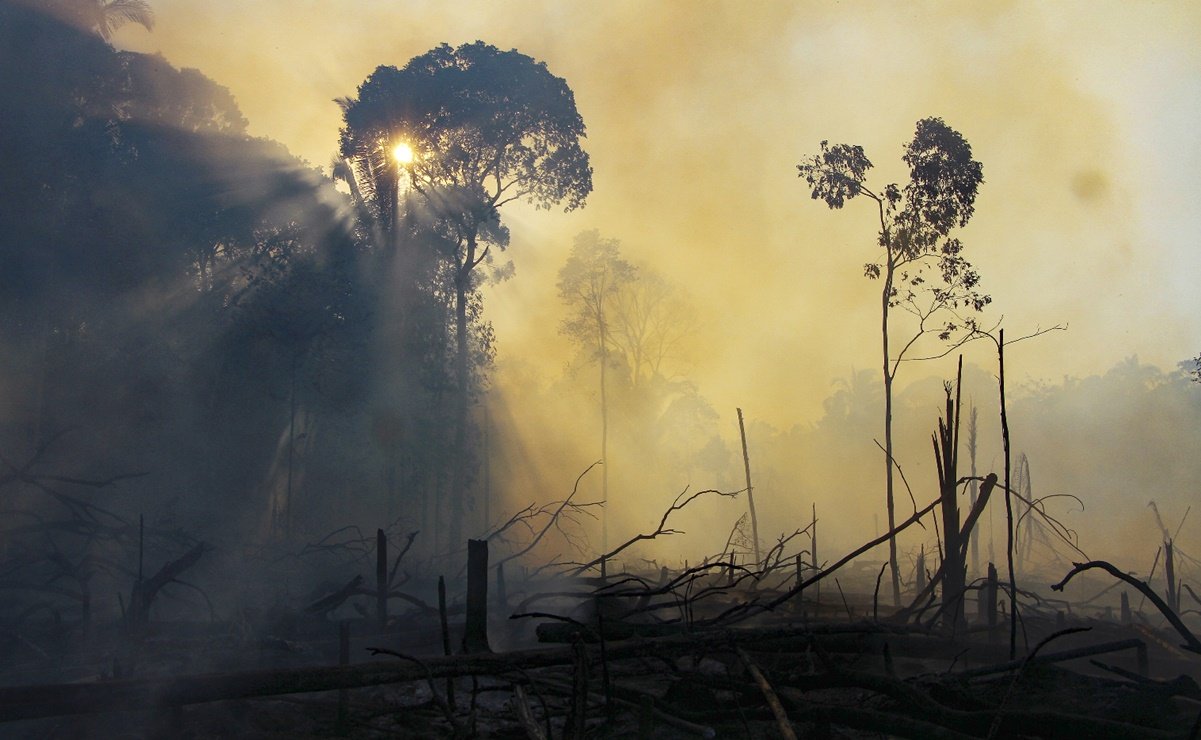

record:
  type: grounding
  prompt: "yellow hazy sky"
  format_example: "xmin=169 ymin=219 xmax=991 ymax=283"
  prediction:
xmin=114 ymin=1 xmax=1201 ymax=426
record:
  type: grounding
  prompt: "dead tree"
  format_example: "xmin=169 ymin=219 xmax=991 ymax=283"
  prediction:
xmin=462 ymin=539 xmax=491 ymax=653
xmin=736 ymin=408 xmax=762 ymax=565
xmin=932 ymin=358 xmax=966 ymax=634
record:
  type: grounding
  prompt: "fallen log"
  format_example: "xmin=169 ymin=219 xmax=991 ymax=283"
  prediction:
xmin=950 ymin=637 xmax=1148 ymax=679
xmin=0 ymin=623 xmax=852 ymax=722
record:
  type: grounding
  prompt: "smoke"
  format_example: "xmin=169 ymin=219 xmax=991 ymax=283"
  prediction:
xmin=103 ymin=3 xmax=1201 ymax=566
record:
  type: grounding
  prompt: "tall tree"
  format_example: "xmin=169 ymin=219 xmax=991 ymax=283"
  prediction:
xmin=797 ymin=118 xmax=988 ymax=606
xmin=606 ymin=268 xmax=695 ymax=389
xmin=558 ymin=230 xmax=636 ymax=551
xmin=339 ymin=42 xmax=592 ymax=548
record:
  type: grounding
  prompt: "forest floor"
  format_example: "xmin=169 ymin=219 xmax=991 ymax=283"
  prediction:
xmin=0 ymin=563 xmax=1198 ymax=739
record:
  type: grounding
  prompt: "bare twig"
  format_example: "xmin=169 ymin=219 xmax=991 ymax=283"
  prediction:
xmin=571 ymin=487 xmax=739 ymax=575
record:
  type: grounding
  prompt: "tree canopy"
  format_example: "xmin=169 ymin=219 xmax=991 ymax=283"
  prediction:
xmin=338 ymin=41 xmax=592 ymax=234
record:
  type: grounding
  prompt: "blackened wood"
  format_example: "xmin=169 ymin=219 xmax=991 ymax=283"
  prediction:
xmin=336 ymin=621 xmax=349 ymax=734
xmin=376 ymin=529 xmax=387 ymax=631
xmin=1052 ymin=560 xmax=1201 ymax=654
xmin=566 ymin=636 xmax=589 ymax=739
xmin=512 ymin=684 xmax=547 ymax=740
xmin=438 ymin=575 xmax=455 ymax=708
xmin=951 ymin=638 xmax=1147 ymax=679
xmin=462 ymin=539 xmax=491 ymax=653
xmin=304 ymin=575 xmax=364 ymax=615
xmin=129 ymin=542 xmax=208 ymax=629
xmin=986 ymin=562 xmax=998 ymax=641
xmin=0 ymin=623 xmax=933 ymax=723
xmin=736 ymin=646 xmax=796 ymax=740
xmin=1165 ymin=539 xmax=1178 ymax=613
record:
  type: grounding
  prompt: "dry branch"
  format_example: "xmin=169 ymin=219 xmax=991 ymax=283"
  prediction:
xmin=493 ymin=462 xmax=601 ymax=569
xmin=304 ymin=575 xmax=364 ymax=615
xmin=571 ymin=487 xmax=739 ymax=575
xmin=128 ymin=542 xmax=208 ymax=627
xmin=1051 ymin=560 xmax=1201 ymax=654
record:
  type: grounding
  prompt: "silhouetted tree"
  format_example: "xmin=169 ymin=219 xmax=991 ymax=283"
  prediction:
xmin=607 ymin=267 xmax=695 ymax=389
xmin=339 ymin=41 xmax=592 ymax=548
xmin=0 ymin=3 xmax=369 ymax=541
xmin=797 ymin=118 xmax=988 ymax=605
xmin=559 ymin=230 xmax=635 ymax=550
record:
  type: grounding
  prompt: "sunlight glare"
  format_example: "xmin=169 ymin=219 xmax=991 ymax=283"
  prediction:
xmin=392 ymin=141 xmax=414 ymax=165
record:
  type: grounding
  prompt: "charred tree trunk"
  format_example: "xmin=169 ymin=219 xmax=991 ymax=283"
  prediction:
xmin=376 ymin=529 xmax=388 ymax=631
xmin=985 ymin=562 xmax=998 ymax=642
xmin=933 ymin=357 xmax=965 ymax=635
xmin=998 ymin=329 xmax=1017 ymax=659
xmin=1164 ymin=539 xmax=1178 ymax=614
xmin=462 ymin=539 xmax=490 ymax=654
xmin=967 ymin=404 xmax=979 ymax=578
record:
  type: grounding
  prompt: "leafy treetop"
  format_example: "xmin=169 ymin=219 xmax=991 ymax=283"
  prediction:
xmin=338 ymin=41 xmax=592 ymax=231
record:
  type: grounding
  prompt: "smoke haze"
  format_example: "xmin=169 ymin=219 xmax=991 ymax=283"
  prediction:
xmin=91 ymin=1 xmax=1201 ymax=564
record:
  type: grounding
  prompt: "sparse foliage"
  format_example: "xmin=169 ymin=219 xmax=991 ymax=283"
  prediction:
xmin=798 ymin=117 xmax=989 ymax=606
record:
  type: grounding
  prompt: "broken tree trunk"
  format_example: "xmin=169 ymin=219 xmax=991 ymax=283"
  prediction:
xmin=986 ymin=562 xmax=998 ymax=641
xmin=1164 ymin=539 xmax=1178 ymax=614
xmin=127 ymin=542 xmax=208 ymax=631
xmin=812 ymin=503 xmax=819 ymax=607
xmin=376 ymin=529 xmax=387 ymax=631
xmin=463 ymin=539 xmax=491 ymax=654
xmin=933 ymin=357 xmax=965 ymax=635
xmin=894 ymin=474 xmax=996 ymax=625
xmin=438 ymin=575 xmax=455 ymax=708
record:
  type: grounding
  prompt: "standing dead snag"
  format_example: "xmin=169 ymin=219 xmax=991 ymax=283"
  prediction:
xmin=933 ymin=357 xmax=966 ymax=634
xmin=376 ymin=529 xmax=387 ymax=631
xmin=126 ymin=541 xmax=209 ymax=631
xmin=893 ymin=473 xmax=996 ymax=626
xmin=967 ymin=404 xmax=980 ymax=578
xmin=463 ymin=539 xmax=491 ymax=653
xmin=736 ymin=408 xmax=762 ymax=565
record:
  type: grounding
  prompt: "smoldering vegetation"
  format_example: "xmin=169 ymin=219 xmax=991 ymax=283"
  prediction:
xmin=0 ymin=1 xmax=1199 ymax=737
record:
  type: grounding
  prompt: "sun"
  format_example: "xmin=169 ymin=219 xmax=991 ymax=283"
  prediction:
xmin=392 ymin=142 xmax=414 ymax=165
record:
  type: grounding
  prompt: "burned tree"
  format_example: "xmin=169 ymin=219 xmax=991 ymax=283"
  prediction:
xmin=797 ymin=118 xmax=989 ymax=605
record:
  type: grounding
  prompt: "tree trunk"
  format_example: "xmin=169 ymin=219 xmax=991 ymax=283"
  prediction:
xmin=998 ymin=329 xmax=1017 ymax=659
xmin=736 ymin=408 xmax=762 ymax=564
xmin=462 ymin=539 xmax=490 ymax=654
xmin=450 ymin=241 xmax=472 ymax=552
xmin=968 ymin=404 xmax=979 ymax=578
xmin=935 ymin=357 xmax=965 ymax=635
xmin=285 ymin=355 xmax=298 ymax=540
xmin=881 ymin=270 xmax=900 ymax=607
xmin=598 ymin=307 xmax=610 ymax=554
xmin=376 ymin=529 xmax=388 ymax=631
